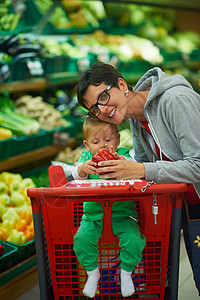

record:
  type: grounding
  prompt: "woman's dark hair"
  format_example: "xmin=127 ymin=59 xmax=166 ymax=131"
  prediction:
xmin=74 ymin=61 xmax=133 ymax=109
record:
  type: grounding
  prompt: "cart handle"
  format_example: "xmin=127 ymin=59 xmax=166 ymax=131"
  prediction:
xmin=27 ymin=181 xmax=187 ymax=198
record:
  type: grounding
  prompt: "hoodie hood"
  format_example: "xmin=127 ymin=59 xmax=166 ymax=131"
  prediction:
xmin=133 ymin=67 xmax=195 ymax=158
xmin=134 ymin=67 xmax=193 ymax=107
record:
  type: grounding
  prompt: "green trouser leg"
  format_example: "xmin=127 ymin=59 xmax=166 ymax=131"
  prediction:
xmin=73 ymin=219 xmax=103 ymax=271
xmin=73 ymin=218 xmax=146 ymax=272
xmin=112 ymin=218 xmax=146 ymax=272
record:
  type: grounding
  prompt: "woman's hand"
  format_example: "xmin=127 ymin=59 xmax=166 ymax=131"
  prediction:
xmin=78 ymin=160 xmax=97 ymax=178
xmin=96 ymin=160 xmax=145 ymax=180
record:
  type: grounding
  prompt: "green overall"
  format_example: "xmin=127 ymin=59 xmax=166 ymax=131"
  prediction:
xmin=73 ymin=148 xmax=146 ymax=271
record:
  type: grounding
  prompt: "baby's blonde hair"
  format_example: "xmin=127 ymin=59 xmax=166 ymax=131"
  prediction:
xmin=82 ymin=117 xmax=119 ymax=140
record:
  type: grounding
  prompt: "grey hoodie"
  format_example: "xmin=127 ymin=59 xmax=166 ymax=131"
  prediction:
xmin=130 ymin=67 xmax=200 ymax=199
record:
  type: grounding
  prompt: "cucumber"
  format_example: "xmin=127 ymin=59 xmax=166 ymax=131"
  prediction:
xmin=10 ymin=13 xmax=20 ymax=31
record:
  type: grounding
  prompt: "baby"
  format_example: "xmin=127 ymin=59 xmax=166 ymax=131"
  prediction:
xmin=72 ymin=117 xmax=146 ymax=298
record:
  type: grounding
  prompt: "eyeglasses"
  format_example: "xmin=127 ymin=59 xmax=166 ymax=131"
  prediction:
xmin=88 ymin=83 xmax=116 ymax=118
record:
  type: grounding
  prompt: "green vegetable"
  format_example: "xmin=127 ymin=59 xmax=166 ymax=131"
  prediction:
xmin=0 ymin=182 xmax=8 ymax=194
xmin=81 ymin=8 xmax=99 ymax=28
xmin=10 ymin=13 xmax=20 ymax=31
xmin=0 ymin=97 xmax=40 ymax=136
xmin=9 ymin=181 xmax=21 ymax=193
xmin=82 ymin=1 xmax=106 ymax=20
xmin=29 ymin=170 xmax=49 ymax=188
xmin=2 ymin=208 xmax=20 ymax=223
xmin=0 ymin=202 xmax=6 ymax=218
xmin=0 ymin=171 xmax=22 ymax=186
xmin=35 ymin=0 xmax=70 ymax=28
xmin=119 ymin=129 xmax=133 ymax=150
xmin=0 ymin=194 xmax=10 ymax=206
xmin=0 ymin=7 xmax=8 ymax=17
xmin=20 ymin=178 xmax=35 ymax=192
xmin=7 ymin=229 xmax=27 ymax=245
xmin=10 ymin=192 xmax=26 ymax=207
xmin=1 ymin=219 xmax=15 ymax=232
xmin=173 ymin=31 xmax=200 ymax=54
xmin=159 ymin=35 xmax=178 ymax=53
xmin=129 ymin=5 xmax=145 ymax=25
xmin=0 ymin=109 xmax=40 ymax=136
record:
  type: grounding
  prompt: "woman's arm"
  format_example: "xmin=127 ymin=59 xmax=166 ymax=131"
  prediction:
xmin=97 ymin=160 xmax=145 ymax=180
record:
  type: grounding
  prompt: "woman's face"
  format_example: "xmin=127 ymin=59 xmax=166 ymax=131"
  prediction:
xmin=83 ymin=79 xmax=128 ymax=125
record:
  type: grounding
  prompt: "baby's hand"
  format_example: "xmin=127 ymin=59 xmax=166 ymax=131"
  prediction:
xmin=104 ymin=145 xmax=125 ymax=160
xmin=113 ymin=153 xmax=126 ymax=160
xmin=78 ymin=160 xmax=97 ymax=178
xmin=107 ymin=144 xmax=115 ymax=153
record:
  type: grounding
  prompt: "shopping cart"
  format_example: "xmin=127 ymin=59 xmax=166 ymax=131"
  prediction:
xmin=27 ymin=165 xmax=186 ymax=300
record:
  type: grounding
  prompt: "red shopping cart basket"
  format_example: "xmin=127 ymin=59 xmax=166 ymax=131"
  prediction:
xmin=27 ymin=166 xmax=186 ymax=300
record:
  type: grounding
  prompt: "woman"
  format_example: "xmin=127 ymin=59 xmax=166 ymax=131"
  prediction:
xmin=75 ymin=61 xmax=200 ymax=293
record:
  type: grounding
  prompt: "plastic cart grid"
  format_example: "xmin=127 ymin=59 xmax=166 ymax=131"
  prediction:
xmin=27 ymin=165 xmax=187 ymax=300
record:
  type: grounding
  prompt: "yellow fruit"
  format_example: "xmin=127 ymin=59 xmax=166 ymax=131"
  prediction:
xmin=0 ymin=127 xmax=12 ymax=140
xmin=0 ymin=227 xmax=9 ymax=241
xmin=18 ymin=210 xmax=32 ymax=225
xmin=0 ymin=182 xmax=8 ymax=194
xmin=14 ymin=219 xmax=27 ymax=232
xmin=1 ymin=219 xmax=15 ymax=232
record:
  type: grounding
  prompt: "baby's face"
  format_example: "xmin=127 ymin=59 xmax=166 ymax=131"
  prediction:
xmin=84 ymin=124 xmax=120 ymax=155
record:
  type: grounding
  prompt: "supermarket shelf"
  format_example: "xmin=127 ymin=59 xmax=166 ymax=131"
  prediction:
xmin=0 ymin=72 xmax=143 ymax=93
xmin=0 ymin=73 xmax=79 ymax=94
xmin=0 ymin=145 xmax=66 ymax=172
xmin=0 ymin=255 xmax=38 ymax=300
xmin=101 ymin=0 xmax=200 ymax=11
xmin=0 ymin=78 xmax=48 ymax=93
xmin=47 ymin=72 xmax=80 ymax=86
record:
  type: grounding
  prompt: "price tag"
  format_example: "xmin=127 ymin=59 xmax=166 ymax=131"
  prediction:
xmin=78 ymin=58 xmax=90 ymax=71
xmin=13 ymin=0 xmax=26 ymax=14
xmin=53 ymin=131 xmax=69 ymax=146
xmin=98 ymin=54 xmax=110 ymax=63
xmin=26 ymin=59 xmax=44 ymax=76
xmin=0 ymin=64 xmax=10 ymax=83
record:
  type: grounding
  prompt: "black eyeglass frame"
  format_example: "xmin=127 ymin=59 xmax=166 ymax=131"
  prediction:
xmin=88 ymin=83 xmax=116 ymax=118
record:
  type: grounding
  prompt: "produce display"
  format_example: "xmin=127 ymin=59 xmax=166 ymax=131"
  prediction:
xmin=35 ymin=0 xmax=70 ymax=29
xmin=0 ymin=172 xmax=35 ymax=245
xmin=0 ymin=2 xmax=199 ymax=91
xmin=55 ymin=146 xmax=85 ymax=164
xmin=0 ymin=89 xmax=85 ymax=163
xmin=34 ymin=0 xmax=106 ymax=29
xmin=15 ymin=95 xmax=70 ymax=130
xmin=0 ymin=0 xmax=20 ymax=32
xmin=154 ymin=31 xmax=200 ymax=54
xmin=104 ymin=3 xmax=175 ymax=30
xmin=72 ymin=30 xmax=163 ymax=64
xmin=0 ymin=96 xmax=40 ymax=136
xmin=0 ymin=1 xmax=199 ymax=87
xmin=118 ymin=128 xmax=133 ymax=150
xmin=28 ymin=169 xmax=49 ymax=188
xmin=41 ymin=38 xmax=87 ymax=58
